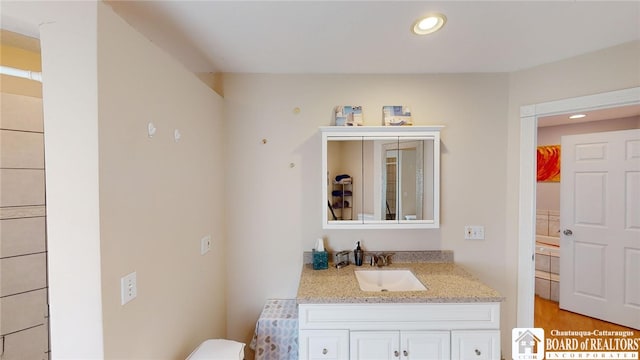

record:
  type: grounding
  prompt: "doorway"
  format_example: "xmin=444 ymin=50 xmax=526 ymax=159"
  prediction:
xmin=517 ymin=86 xmax=640 ymax=328
xmin=534 ymin=112 xmax=640 ymax=329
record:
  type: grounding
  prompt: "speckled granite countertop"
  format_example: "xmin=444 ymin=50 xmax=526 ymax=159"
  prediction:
xmin=296 ymin=261 xmax=503 ymax=304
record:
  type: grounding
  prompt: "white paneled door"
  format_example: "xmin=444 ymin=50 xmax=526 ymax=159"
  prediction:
xmin=560 ymin=129 xmax=640 ymax=330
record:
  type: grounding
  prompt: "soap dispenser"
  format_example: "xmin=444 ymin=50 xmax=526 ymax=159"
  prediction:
xmin=354 ymin=241 xmax=364 ymax=266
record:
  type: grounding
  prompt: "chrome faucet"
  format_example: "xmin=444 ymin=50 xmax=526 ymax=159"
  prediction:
xmin=370 ymin=253 xmax=394 ymax=267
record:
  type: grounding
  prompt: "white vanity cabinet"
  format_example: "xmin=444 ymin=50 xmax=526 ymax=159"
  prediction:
xmin=298 ymin=302 xmax=500 ymax=360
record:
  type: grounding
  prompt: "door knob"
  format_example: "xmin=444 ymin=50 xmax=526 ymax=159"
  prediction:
xmin=394 ymin=350 xmax=400 ymax=357
xmin=563 ymin=229 xmax=573 ymax=236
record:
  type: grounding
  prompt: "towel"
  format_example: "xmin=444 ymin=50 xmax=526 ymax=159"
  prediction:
xmin=332 ymin=200 xmax=350 ymax=208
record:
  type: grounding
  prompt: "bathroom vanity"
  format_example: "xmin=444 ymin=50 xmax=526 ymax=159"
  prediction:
xmin=296 ymin=258 xmax=503 ymax=360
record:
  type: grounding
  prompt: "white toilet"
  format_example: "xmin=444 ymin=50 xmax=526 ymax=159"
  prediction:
xmin=186 ymin=339 xmax=245 ymax=360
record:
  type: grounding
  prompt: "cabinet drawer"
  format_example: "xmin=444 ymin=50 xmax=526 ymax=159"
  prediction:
xmin=299 ymin=330 xmax=349 ymax=360
xmin=299 ymin=303 xmax=500 ymax=330
xmin=451 ymin=330 xmax=500 ymax=360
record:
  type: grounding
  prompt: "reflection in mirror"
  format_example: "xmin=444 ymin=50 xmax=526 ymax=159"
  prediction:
xmin=381 ymin=140 xmax=425 ymax=221
xmin=326 ymin=138 xmax=435 ymax=224
xmin=326 ymin=139 xmax=362 ymax=222
xmin=385 ymin=149 xmax=398 ymax=220
xmin=323 ymin=126 xmax=440 ymax=229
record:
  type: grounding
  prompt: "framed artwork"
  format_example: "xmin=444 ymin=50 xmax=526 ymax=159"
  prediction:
xmin=382 ymin=105 xmax=413 ymax=126
xmin=334 ymin=105 xmax=363 ymax=126
xmin=537 ymin=145 xmax=561 ymax=182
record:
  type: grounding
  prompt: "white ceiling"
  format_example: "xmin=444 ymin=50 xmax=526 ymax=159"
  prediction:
xmin=2 ymin=1 xmax=639 ymax=75
xmin=537 ymin=104 xmax=640 ymax=127
xmin=2 ymin=1 xmax=639 ymax=124
xmin=103 ymin=1 xmax=640 ymax=74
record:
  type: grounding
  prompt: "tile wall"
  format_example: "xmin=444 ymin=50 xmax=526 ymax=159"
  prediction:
xmin=535 ymin=209 xmax=560 ymax=302
xmin=536 ymin=209 xmax=560 ymax=238
xmin=0 ymin=92 xmax=49 ymax=359
xmin=535 ymin=252 xmax=560 ymax=302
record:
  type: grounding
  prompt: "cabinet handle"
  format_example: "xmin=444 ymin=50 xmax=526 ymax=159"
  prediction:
xmin=322 ymin=348 xmax=328 ymax=355
xmin=403 ymin=350 xmax=409 ymax=357
xmin=475 ymin=349 xmax=481 ymax=356
xmin=394 ymin=350 xmax=400 ymax=357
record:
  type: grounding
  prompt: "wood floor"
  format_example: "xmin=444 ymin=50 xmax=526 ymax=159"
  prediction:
xmin=534 ymin=295 xmax=637 ymax=332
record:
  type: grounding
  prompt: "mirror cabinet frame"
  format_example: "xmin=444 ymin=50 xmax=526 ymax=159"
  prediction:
xmin=321 ymin=126 xmax=443 ymax=229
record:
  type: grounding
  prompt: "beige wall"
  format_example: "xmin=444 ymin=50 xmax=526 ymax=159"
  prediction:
xmin=223 ymin=73 xmax=511 ymax=355
xmin=2 ymin=1 xmax=228 ymax=358
xmin=96 ymin=4 xmax=227 ymax=359
xmin=36 ymin=2 xmax=104 ymax=357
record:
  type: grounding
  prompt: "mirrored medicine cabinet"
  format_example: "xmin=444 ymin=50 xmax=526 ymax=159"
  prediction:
xmin=321 ymin=126 xmax=442 ymax=229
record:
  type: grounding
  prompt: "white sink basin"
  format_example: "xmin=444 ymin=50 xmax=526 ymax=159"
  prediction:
xmin=354 ymin=269 xmax=427 ymax=292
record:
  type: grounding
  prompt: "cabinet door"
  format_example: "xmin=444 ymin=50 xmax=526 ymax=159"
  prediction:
xmin=325 ymin=138 xmax=363 ymax=225
xmin=322 ymin=126 xmax=442 ymax=229
xmin=299 ymin=330 xmax=349 ymax=360
xmin=450 ymin=330 xmax=500 ymax=360
xmin=350 ymin=331 xmax=399 ymax=360
xmin=401 ymin=331 xmax=450 ymax=360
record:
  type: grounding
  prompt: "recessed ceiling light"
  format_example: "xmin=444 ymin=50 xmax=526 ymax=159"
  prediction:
xmin=412 ymin=13 xmax=446 ymax=35
xmin=569 ymin=114 xmax=587 ymax=119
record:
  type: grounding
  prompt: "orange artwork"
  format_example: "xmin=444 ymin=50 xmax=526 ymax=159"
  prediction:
xmin=537 ymin=145 xmax=561 ymax=182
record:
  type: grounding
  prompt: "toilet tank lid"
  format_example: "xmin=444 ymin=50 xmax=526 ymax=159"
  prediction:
xmin=186 ymin=339 xmax=245 ymax=360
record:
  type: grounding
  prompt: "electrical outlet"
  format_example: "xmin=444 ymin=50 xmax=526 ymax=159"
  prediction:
xmin=120 ymin=271 xmax=137 ymax=305
xmin=200 ymin=235 xmax=211 ymax=255
xmin=465 ymin=225 xmax=485 ymax=240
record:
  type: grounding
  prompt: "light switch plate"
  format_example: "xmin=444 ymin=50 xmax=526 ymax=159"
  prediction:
xmin=200 ymin=235 xmax=211 ymax=255
xmin=465 ymin=225 xmax=485 ymax=240
xmin=121 ymin=271 xmax=137 ymax=305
